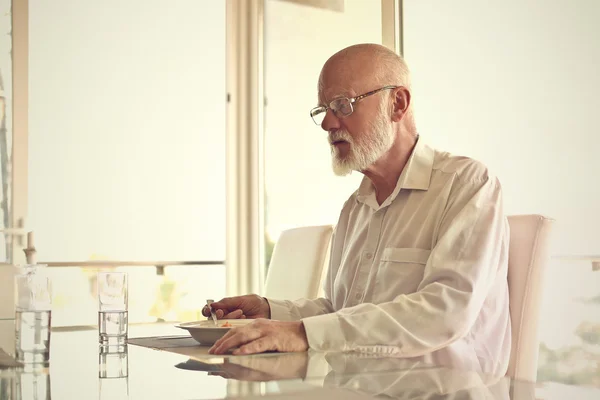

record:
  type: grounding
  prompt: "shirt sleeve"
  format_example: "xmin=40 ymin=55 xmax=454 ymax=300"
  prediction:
xmin=301 ymin=173 xmax=510 ymax=356
xmin=267 ymin=297 xmax=335 ymax=321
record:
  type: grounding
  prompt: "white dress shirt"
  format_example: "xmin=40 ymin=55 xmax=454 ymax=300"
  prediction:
xmin=268 ymin=136 xmax=511 ymax=376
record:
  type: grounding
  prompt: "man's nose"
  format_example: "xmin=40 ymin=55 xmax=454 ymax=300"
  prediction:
xmin=321 ymin=109 xmax=340 ymax=132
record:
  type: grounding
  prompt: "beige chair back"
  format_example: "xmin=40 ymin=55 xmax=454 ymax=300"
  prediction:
xmin=506 ymin=214 xmax=554 ymax=382
xmin=264 ymin=225 xmax=333 ymax=300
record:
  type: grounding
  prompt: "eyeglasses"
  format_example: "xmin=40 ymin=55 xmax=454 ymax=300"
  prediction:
xmin=309 ymin=85 xmax=399 ymax=125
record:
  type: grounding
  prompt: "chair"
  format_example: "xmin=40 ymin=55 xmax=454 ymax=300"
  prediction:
xmin=264 ymin=225 xmax=334 ymax=300
xmin=506 ymin=214 xmax=555 ymax=382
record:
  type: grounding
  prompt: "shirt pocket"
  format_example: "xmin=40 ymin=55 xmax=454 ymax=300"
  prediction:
xmin=375 ymin=248 xmax=431 ymax=299
xmin=380 ymin=247 xmax=431 ymax=264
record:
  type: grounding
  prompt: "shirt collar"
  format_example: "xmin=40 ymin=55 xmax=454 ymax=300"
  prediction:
xmin=356 ymin=135 xmax=435 ymax=209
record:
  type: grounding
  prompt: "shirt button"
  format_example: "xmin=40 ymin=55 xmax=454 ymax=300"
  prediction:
xmin=355 ymin=293 xmax=361 ymax=300
xmin=365 ymin=252 xmax=373 ymax=259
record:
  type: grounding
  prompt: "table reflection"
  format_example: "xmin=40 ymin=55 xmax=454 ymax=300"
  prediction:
xmin=322 ymin=354 xmax=512 ymax=400
xmin=191 ymin=351 xmax=526 ymax=400
xmin=99 ymin=374 xmax=128 ymax=400
xmin=178 ymin=352 xmax=310 ymax=382
xmin=99 ymin=345 xmax=129 ymax=400
xmin=0 ymin=320 xmax=546 ymax=400
xmin=99 ymin=345 xmax=129 ymax=378
xmin=0 ymin=364 xmax=50 ymax=400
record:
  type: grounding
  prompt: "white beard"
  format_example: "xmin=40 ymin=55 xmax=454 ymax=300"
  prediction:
xmin=329 ymin=101 xmax=395 ymax=176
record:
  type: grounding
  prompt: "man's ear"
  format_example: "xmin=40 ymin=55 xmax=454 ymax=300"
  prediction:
xmin=391 ymin=87 xmax=411 ymax=122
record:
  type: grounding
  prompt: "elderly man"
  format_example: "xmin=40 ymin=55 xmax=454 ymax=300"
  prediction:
xmin=204 ymin=43 xmax=511 ymax=375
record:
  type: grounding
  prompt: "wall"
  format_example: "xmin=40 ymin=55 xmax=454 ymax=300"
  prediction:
xmin=403 ymin=0 xmax=600 ymax=358
xmin=404 ymin=0 xmax=600 ymax=256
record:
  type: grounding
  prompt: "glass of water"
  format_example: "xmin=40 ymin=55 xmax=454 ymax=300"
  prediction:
xmin=97 ymin=272 xmax=128 ymax=346
xmin=14 ymin=266 xmax=52 ymax=364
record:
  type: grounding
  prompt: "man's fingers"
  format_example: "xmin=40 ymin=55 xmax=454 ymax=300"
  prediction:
xmin=207 ymin=296 xmax=248 ymax=319
xmin=223 ymin=309 xmax=244 ymax=319
xmin=209 ymin=326 xmax=263 ymax=355
xmin=209 ymin=300 xmax=226 ymax=310
xmin=232 ymin=337 xmax=275 ymax=355
xmin=210 ymin=330 xmax=245 ymax=354
xmin=204 ymin=305 xmax=241 ymax=319
xmin=210 ymin=326 xmax=238 ymax=350
xmin=211 ymin=296 xmax=243 ymax=311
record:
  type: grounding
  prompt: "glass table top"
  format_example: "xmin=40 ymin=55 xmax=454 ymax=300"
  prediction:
xmin=0 ymin=320 xmax=595 ymax=400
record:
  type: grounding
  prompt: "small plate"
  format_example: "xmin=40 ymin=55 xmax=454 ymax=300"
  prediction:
xmin=176 ymin=319 xmax=254 ymax=345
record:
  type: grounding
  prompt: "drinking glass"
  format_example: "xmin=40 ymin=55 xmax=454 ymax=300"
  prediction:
xmin=97 ymin=272 xmax=128 ymax=346
xmin=14 ymin=266 xmax=52 ymax=364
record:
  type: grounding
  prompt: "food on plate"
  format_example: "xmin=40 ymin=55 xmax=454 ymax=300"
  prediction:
xmin=221 ymin=321 xmax=232 ymax=327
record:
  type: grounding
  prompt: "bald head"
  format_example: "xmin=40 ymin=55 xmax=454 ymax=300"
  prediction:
xmin=317 ymin=43 xmax=417 ymax=139
xmin=318 ymin=43 xmax=411 ymax=96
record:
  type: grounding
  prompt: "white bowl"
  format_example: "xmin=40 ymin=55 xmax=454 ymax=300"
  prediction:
xmin=176 ymin=319 xmax=254 ymax=345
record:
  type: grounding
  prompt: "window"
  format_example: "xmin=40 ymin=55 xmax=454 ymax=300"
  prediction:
xmin=28 ymin=0 xmax=226 ymax=325
xmin=537 ymin=258 xmax=600 ymax=387
xmin=263 ymin=0 xmax=384 ymax=270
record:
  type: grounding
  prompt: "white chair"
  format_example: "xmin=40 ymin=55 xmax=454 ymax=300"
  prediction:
xmin=264 ymin=225 xmax=333 ymax=300
xmin=506 ymin=214 xmax=555 ymax=382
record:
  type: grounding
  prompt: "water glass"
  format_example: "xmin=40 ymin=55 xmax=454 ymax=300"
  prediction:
xmin=97 ymin=272 xmax=128 ymax=346
xmin=14 ymin=266 xmax=52 ymax=364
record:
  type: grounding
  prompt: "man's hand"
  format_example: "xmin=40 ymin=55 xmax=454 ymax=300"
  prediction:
xmin=202 ymin=294 xmax=271 ymax=320
xmin=208 ymin=319 xmax=309 ymax=355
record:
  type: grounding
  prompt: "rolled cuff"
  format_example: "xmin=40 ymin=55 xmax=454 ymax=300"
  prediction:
xmin=266 ymin=298 xmax=300 ymax=321
xmin=301 ymin=313 xmax=348 ymax=351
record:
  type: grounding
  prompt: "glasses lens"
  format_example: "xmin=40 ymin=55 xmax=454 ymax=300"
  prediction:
xmin=332 ymin=98 xmax=353 ymax=117
xmin=310 ymin=107 xmax=326 ymax=125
